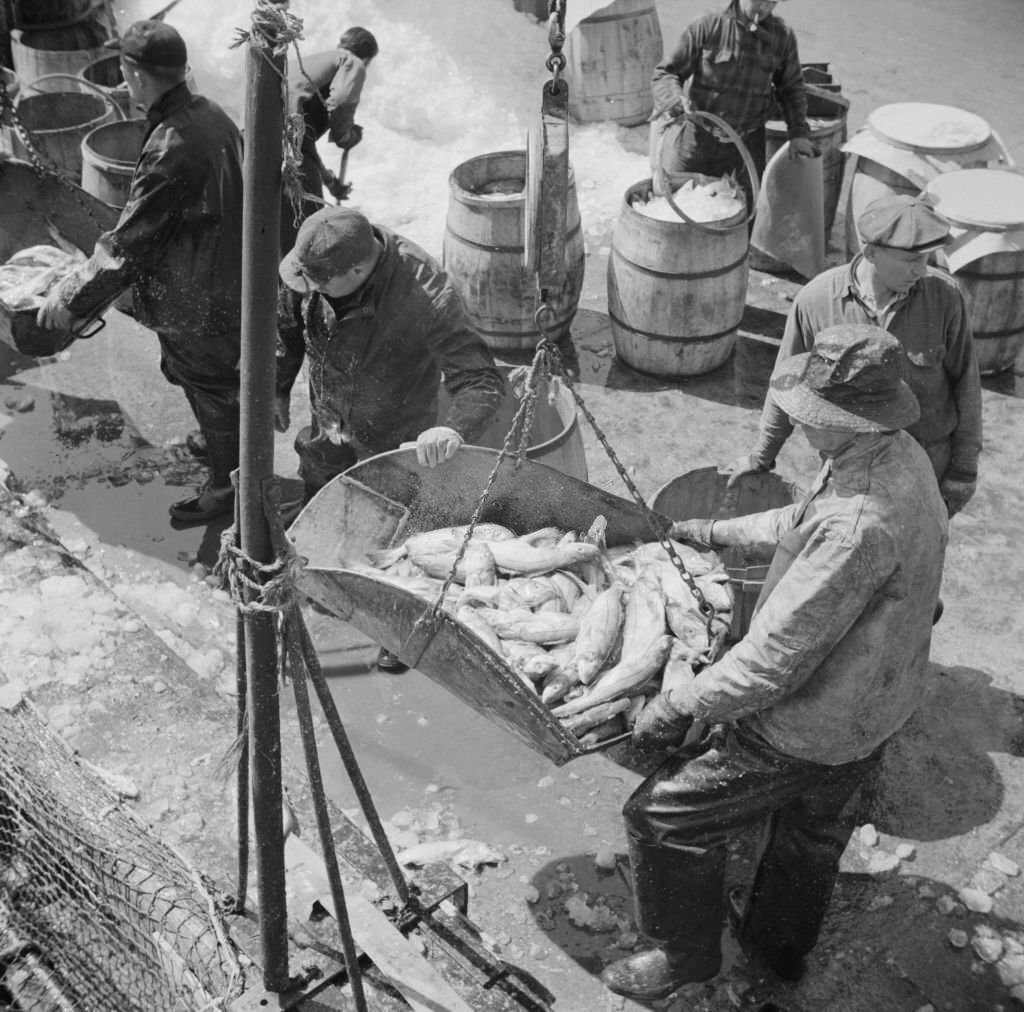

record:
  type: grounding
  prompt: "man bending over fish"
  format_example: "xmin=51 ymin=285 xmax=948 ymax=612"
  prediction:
xmin=601 ymin=324 xmax=947 ymax=1002
xmin=277 ymin=205 xmax=505 ymax=670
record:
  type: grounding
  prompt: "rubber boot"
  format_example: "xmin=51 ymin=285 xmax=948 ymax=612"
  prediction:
xmin=601 ymin=837 xmax=725 ymax=1001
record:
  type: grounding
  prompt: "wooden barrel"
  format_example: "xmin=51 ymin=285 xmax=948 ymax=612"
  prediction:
xmin=80 ymin=54 xmax=134 ymax=120
xmin=652 ymin=467 xmax=802 ymax=640
xmin=10 ymin=25 xmax=110 ymax=94
xmin=842 ymin=103 xmax=1010 ymax=258
xmin=608 ymin=175 xmax=749 ymax=378
xmin=81 ymin=119 xmax=145 ymax=209
xmin=11 ymin=0 xmax=94 ymax=27
xmin=12 ymin=91 xmax=114 ymax=181
xmin=443 ymin=150 xmax=585 ymax=353
xmin=925 ymin=169 xmax=1024 ymax=376
xmin=439 ymin=367 xmax=587 ymax=481
xmin=564 ymin=0 xmax=662 ymax=126
xmin=0 ymin=68 xmax=18 ymax=156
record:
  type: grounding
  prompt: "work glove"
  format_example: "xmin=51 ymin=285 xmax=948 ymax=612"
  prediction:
xmin=719 ymin=452 xmax=772 ymax=488
xmin=939 ymin=474 xmax=977 ymax=517
xmin=331 ymin=123 xmax=363 ymax=151
xmin=273 ymin=393 xmax=291 ymax=434
xmin=414 ymin=426 xmax=463 ymax=468
xmin=668 ymin=518 xmax=716 ymax=549
xmin=322 ymin=172 xmax=352 ymax=202
xmin=788 ymin=136 xmax=819 ymax=160
xmin=632 ymin=692 xmax=694 ymax=752
xmin=35 ymin=287 xmax=76 ymax=332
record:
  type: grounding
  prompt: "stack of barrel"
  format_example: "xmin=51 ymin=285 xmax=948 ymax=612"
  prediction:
xmin=3 ymin=0 xmax=144 ymax=206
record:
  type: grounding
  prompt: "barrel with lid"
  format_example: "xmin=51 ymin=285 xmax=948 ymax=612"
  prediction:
xmin=842 ymin=103 xmax=1012 ymax=257
xmin=608 ymin=174 xmax=749 ymax=377
xmin=925 ymin=169 xmax=1024 ymax=375
xmin=564 ymin=0 xmax=663 ymax=126
xmin=443 ymin=149 xmax=584 ymax=352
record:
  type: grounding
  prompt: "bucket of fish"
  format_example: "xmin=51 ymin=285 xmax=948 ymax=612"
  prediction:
xmin=289 ymin=447 xmax=735 ymax=766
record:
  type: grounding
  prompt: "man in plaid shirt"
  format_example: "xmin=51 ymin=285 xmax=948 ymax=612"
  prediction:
xmin=650 ymin=0 xmax=815 ymax=208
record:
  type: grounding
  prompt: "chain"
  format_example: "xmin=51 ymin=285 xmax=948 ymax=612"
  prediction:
xmin=0 ymin=83 xmax=111 ymax=237
xmin=545 ymin=0 xmax=566 ymax=80
xmin=531 ymin=307 xmax=719 ymax=646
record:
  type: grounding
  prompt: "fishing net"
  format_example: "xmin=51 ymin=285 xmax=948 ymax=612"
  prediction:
xmin=0 ymin=698 xmax=243 ymax=1012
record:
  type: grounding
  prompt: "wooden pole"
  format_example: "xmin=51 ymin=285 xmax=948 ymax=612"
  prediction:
xmin=239 ymin=1 xmax=288 ymax=991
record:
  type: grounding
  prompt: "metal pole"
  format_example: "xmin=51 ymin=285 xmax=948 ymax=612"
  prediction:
xmin=240 ymin=1 xmax=288 ymax=991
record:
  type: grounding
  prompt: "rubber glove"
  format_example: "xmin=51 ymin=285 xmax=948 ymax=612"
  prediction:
xmin=415 ymin=426 xmax=463 ymax=468
xmin=667 ymin=518 xmax=716 ymax=549
xmin=939 ymin=475 xmax=977 ymax=517
xmin=788 ymin=137 xmax=818 ymax=159
xmin=632 ymin=693 xmax=695 ymax=752
xmin=719 ymin=452 xmax=772 ymax=488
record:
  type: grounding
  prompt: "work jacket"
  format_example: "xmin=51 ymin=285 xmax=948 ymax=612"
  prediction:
xmin=277 ymin=226 xmax=504 ymax=455
xmin=62 ymin=83 xmax=244 ymax=388
xmin=672 ymin=432 xmax=948 ymax=765
xmin=754 ymin=259 xmax=983 ymax=484
xmin=651 ymin=0 xmax=809 ymax=140
xmin=288 ymin=48 xmax=366 ymax=154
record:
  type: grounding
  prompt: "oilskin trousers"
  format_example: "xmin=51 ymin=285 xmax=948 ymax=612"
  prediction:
xmin=623 ymin=722 xmax=881 ymax=977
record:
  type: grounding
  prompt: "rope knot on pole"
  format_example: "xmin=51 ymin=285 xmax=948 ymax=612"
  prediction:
xmin=215 ymin=525 xmax=304 ymax=620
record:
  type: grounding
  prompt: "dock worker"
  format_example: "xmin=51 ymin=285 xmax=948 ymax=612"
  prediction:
xmin=601 ymin=324 xmax=948 ymax=1002
xmin=281 ymin=26 xmax=379 ymax=254
xmin=723 ymin=193 xmax=982 ymax=519
xmin=650 ymin=0 xmax=815 ymax=210
xmin=37 ymin=19 xmax=244 ymax=528
xmin=277 ymin=205 xmax=505 ymax=671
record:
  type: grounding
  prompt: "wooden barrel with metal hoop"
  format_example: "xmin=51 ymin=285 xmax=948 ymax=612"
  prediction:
xmin=443 ymin=149 xmax=585 ymax=352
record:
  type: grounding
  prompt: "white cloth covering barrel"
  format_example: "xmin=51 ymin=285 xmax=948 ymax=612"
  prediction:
xmin=926 ymin=169 xmax=1024 ymax=376
xmin=842 ymin=102 xmax=1014 ymax=257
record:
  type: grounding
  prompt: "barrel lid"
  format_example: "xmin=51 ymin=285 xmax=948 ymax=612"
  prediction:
xmin=925 ymin=169 xmax=1024 ymax=230
xmin=867 ymin=103 xmax=991 ymax=154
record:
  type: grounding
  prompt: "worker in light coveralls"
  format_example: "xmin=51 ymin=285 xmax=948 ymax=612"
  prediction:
xmin=601 ymin=324 xmax=948 ymax=1002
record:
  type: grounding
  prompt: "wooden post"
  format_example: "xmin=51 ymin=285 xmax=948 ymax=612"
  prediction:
xmin=239 ymin=0 xmax=288 ymax=992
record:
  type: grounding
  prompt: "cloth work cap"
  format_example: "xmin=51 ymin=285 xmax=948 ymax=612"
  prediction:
xmin=280 ymin=207 xmax=377 ymax=292
xmin=105 ymin=20 xmax=188 ymax=69
xmin=857 ymin=193 xmax=951 ymax=252
xmin=770 ymin=323 xmax=920 ymax=432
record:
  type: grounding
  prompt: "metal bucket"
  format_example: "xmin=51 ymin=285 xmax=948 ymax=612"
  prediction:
xmin=438 ymin=367 xmax=587 ymax=482
xmin=443 ymin=150 xmax=585 ymax=352
xmin=12 ymin=90 xmax=115 ymax=181
xmin=652 ymin=467 xmax=803 ymax=641
xmin=80 ymin=118 xmax=145 ymax=209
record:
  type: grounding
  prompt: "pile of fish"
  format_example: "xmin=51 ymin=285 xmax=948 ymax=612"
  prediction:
xmin=361 ymin=518 xmax=733 ymax=748
xmin=635 ymin=174 xmax=745 ymax=223
xmin=0 ymin=245 xmax=84 ymax=313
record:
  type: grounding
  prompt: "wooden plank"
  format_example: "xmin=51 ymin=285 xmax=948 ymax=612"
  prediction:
xmin=283 ymin=836 xmax=475 ymax=1012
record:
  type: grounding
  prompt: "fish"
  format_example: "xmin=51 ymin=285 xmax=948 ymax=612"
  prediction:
xmin=482 ymin=610 xmax=582 ymax=645
xmin=456 ymin=605 xmax=505 ymax=656
xmin=620 ymin=572 xmax=667 ymax=659
xmin=396 ymin=838 xmax=506 ymax=871
xmin=504 ymin=641 xmax=553 ymax=680
xmin=505 ymin=576 xmax=561 ymax=609
xmin=695 ymin=572 xmax=734 ymax=613
xmin=367 ymin=523 xmax=516 ymax=569
xmin=463 ymin=541 xmax=497 ymax=588
xmin=660 ymin=639 xmax=696 ymax=696
xmin=553 ymin=635 xmax=673 ymax=717
xmin=561 ymin=696 xmax=633 ymax=736
xmin=629 ymin=539 xmax=716 ymax=576
xmin=518 ymin=526 xmax=565 ymax=548
xmin=574 ymin=584 xmax=626 ymax=685
xmin=487 ymin=540 xmax=600 ymax=576
xmin=577 ymin=713 xmax=628 ymax=749
xmin=549 ymin=570 xmax=588 ymax=611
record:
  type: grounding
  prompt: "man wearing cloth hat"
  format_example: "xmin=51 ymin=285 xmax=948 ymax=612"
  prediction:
xmin=601 ymin=324 xmax=948 ymax=1002
xmin=650 ymin=0 xmax=816 ymax=209
xmin=38 ymin=20 xmax=244 ymax=527
xmin=725 ymin=193 xmax=982 ymax=517
xmin=276 ymin=206 xmax=505 ymax=669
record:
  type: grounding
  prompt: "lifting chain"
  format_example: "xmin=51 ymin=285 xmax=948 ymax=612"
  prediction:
xmin=0 ymin=82 xmax=111 ymax=237
xmin=544 ymin=0 xmax=567 ymax=80
xmin=532 ymin=306 xmax=721 ymax=648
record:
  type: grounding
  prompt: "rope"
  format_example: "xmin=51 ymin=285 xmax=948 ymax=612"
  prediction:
xmin=214 ymin=524 xmax=303 ymax=618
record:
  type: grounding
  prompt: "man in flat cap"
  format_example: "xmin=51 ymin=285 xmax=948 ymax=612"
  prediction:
xmin=602 ymin=324 xmax=948 ymax=1002
xmin=725 ymin=193 xmax=982 ymax=518
xmin=276 ymin=206 xmax=505 ymax=670
xmin=38 ymin=20 xmax=244 ymax=527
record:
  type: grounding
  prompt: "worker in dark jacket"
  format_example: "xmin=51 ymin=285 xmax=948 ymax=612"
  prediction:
xmin=38 ymin=20 xmax=244 ymax=527
xmin=282 ymin=26 xmax=378 ymax=253
xmin=277 ymin=206 xmax=505 ymax=670
xmin=650 ymin=0 xmax=814 ymax=208
xmin=724 ymin=194 xmax=983 ymax=517
xmin=601 ymin=325 xmax=947 ymax=1001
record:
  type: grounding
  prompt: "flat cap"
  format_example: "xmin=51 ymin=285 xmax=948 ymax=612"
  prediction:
xmin=279 ymin=207 xmax=377 ymax=292
xmin=857 ymin=193 xmax=952 ymax=252
xmin=105 ymin=20 xmax=188 ymax=69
